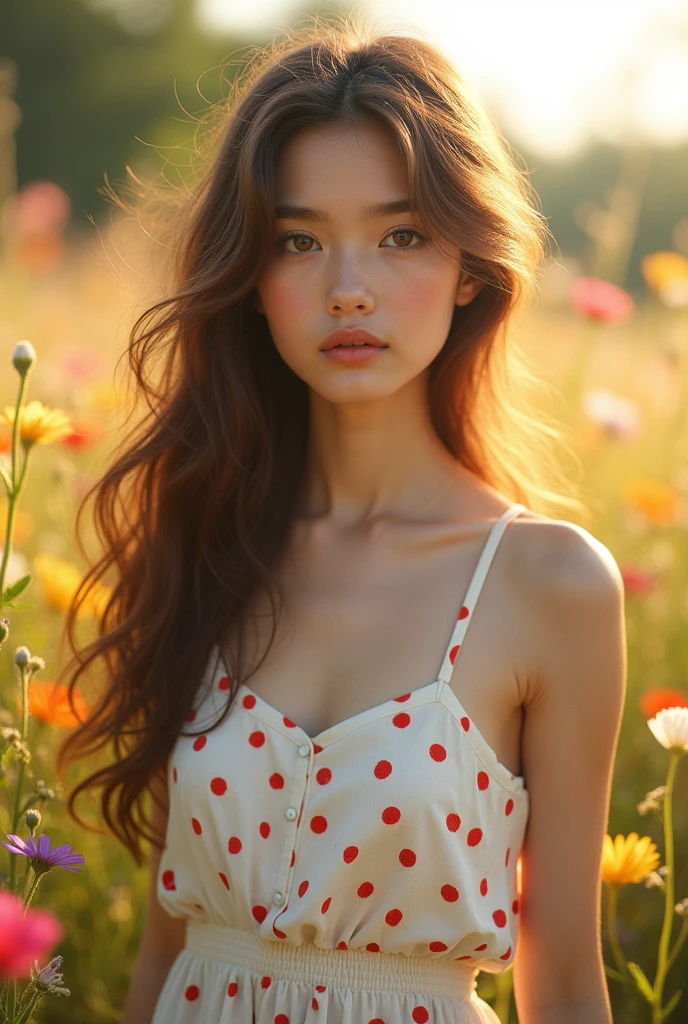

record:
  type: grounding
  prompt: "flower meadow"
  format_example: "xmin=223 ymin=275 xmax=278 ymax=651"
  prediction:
xmin=0 ymin=175 xmax=688 ymax=1023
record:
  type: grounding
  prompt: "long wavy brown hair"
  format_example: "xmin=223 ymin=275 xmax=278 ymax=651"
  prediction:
xmin=55 ymin=13 xmax=587 ymax=867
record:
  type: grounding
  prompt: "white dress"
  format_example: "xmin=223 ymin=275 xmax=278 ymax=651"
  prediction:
xmin=152 ymin=503 xmax=530 ymax=1023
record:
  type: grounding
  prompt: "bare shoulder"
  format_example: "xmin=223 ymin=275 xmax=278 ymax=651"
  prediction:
xmin=508 ymin=512 xmax=627 ymax=1013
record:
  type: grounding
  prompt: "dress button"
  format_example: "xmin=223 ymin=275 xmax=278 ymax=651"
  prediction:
xmin=273 ymin=892 xmax=283 ymax=905
xmin=285 ymin=806 xmax=297 ymax=820
xmin=298 ymin=744 xmax=310 ymax=757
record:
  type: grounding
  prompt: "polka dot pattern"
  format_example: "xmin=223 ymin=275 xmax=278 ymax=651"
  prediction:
xmin=154 ymin=505 xmax=531 ymax=1023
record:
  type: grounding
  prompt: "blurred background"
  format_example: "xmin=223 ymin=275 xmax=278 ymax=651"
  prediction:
xmin=1 ymin=1 xmax=688 ymax=1022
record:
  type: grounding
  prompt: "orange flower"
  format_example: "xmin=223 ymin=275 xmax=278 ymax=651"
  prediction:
xmin=1 ymin=401 xmax=72 ymax=447
xmin=569 ymin=276 xmax=635 ymax=324
xmin=623 ymin=479 xmax=679 ymax=526
xmin=61 ymin=415 xmax=101 ymax=449
xmin=639 ymin=688 xmax=688 ymax=719
xmin=21 ymin=681 xmax=89 ymax=728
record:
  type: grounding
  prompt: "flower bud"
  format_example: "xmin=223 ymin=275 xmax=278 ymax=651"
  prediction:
xmin=0 ymin=619 xmax=9 ymax=648
xmin=25 ymin=808 xmax=41 ymax=830
xmin=12 ymin=341 xmax=36 ymax=377
xmin=14 ymin=646 xmax=30 ymax=667
xmin=27 ymin=655 xmax=45 ymax=676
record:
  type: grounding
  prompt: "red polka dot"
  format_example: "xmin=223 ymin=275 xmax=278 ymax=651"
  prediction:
xmin=441 ymin=884 xmax=459 ymax=902
xmin=505 ymin=847 xmax=511 ymax=866
xmin=500 ymin=946 xmax=512 ymax=960
xmin=512 ymin=898 xmax=520 ymax=914
xmin=474 ymin=943 xmax=487 ymax=951
xmin=446 ymin=813 xmax=461 ymax=832
xmin=505 ymin=798 xmax=514 ymax=816
xmin=162 ymin=869 xmax=176 ymax=890
xmin=312 ymin=997 xmax=319 ymax=1011
xmin=191 ymin=818 xmax=202 ymax=835
xmin=242 ymin=694 xmax=256 ymax=709
xmin=480 ymin=878 xmax=488 ymax=896
xmin=381 ymin=806 xmax=401 ymax=825
xmin=449 ymin=645 xmax=460 ymax=665
xmin=252 ymin=906 xmax=267 ymax=923
xmin=275 ymin=1015 xmax=289 ymax=1024
xmin=186 ymin=709 xmax=197 ymax=722
xmin=210 ymin=777 xmax=227 ymax=796
xmin=283 ymin=717 xmax=296 ymax=728
xmin=467 ymin=828 xmax=483 ymax=846
xmin=184 ymin=984 xmax=200 ymax=1001
xmin=412 ymin=1006 xmax=430 ymax=1022
xmin=273 ymin=924 xmax=287 ymax=939
xmin=429 ymin=941 xmax=447 ymax=952
xmin=394 ymin=692 xmax=411 ymax=702
xmin=192 ymin=735 xmax=207 ymax=752
xmin=227 ymin=981 xmax=238 ymax=996
xmin=259 ymin=821 xmax=270 ymax=839
xmin=260 ymin=975 xmax=271 ymax=988
xmin=310 ymin=815 xmax=328 ymax=834
xmin=315 ymin=985 xmax=327 ymax=992
xmin=460 ymin=716 xmax=470 ymax=731
xmin=290 ymin=849 xmax=296 ymax=867
xmin=298 ymin=880 xmax=309 ymax=897
xmin=366 ymin=942 xmax=380 ymax=952
xmin=458 ymin=605 xmax=469 ymax=619
xmin=477 ymin=771 xmax=489 ymax=790
xmin=429 ymin=743 xmax=446 ymax=762
xmin=228 ymin=836 xmax=242 ymax=854
xmin=368 ymin=1020 xmax=386 ymax=1024
xmin=249 ymin=730 xmax=265 ymax=747
xmin=493 ymin=909 xmax=507 ymax=927
xmin=399 ymin=848 xmax=416 ymax=867
xmin=173 ymin=766 xmax=178 ymax=783
xmin=392 ymin=712 xmax=410 ymax=728
xmin=343 ymin=846 xmax=359 ymax=863
xmin=357 ymin=881 xmax=374 ymax=898
xmin=374 ymin=759 xmax=392 ymax=779
xmin=218 ymin=675 xmax=231 ymax=691
xmin=313 ymin=743 xmax=323 ymax=754
xmin=321 ymin=897 xmax=332 ymax=913
xmin=269 ymin=773 xmax=285 ymax=789
xmin=336 ymin=941 xmax=348 ymax=950
xmin=316 ymin=767 xmax=332 ymax=785
xmin=219 ymin=872 xmax=230 ymax=890
xmin=385 ymin=908 xmax=403 ymax=926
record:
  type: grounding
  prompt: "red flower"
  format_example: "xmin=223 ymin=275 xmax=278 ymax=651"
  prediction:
xmin=569 ymin=277 xmax=634 ymax=323
xmin=619 ymin=565 xmax=658 ymax=596
xmin=639 ymin=688 xmax=688 ymax=719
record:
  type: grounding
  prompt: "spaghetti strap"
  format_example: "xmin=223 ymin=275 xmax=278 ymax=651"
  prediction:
xmin=437 ymin=503 xmax=527 ymax=684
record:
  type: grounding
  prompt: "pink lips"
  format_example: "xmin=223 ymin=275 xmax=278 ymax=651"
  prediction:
xmin=320 ymin=327 xmax=387 ymax=364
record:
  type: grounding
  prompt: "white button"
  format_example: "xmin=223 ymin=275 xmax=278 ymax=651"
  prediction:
xmin=298 ymin=744 xmax=310 ymax=757
xmin=273 ymin=892 xmax=283 ymax=905
xmin=285 ymin=806 xmax=297 ymax=820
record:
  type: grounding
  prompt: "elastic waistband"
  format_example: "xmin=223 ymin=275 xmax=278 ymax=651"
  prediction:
xmin=185 ymin=922 xmax=478 ymax=999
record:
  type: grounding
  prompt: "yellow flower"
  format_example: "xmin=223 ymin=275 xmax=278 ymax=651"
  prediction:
xmin=601 ymin=832 xmax=661 ymax=886
xmin=1 ymin=401 xmax=72 ymax=447
xmin=32 ymin=553 xmax=112 ymax=619
xmin=623 ymin=478 xmax=679 ymax=526
xmin=641 ymin=251 xmax=688 ymax=309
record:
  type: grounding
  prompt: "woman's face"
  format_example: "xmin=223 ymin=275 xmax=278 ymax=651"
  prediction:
xmin=255 ymin=119 xmax=483 ymax=403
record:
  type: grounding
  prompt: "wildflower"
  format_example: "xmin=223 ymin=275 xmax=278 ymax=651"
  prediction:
xmin=15 ymin=646 xmax=30 ymax=668
xmin=0 ymin=401 xmax=72 ymax=448
xmin=0 ymin=890 xmax=63 ymax=980
xmin=0 ymin=617 xmax=8 ymax=648
xmin=25 ymin=808 xmax=41 ymax=830
xmin=2 ymin=833 xmax=85 ymax=874
xmin=30 ymin=954 xmax=70 ymax=997
xmin=675 ymin=898 xmax=688 ymax=916
xmin=619 ymin=565 xmax=658 ymax=597
xmin=12 ymin=340 xmax=36 ymax=377
xmin=11 ymin=182 xmax=71 ymax=237
xmin=647 ymin=706 xmax=688 ymax=755
xmin=601 ymin=832 xmax=661 ymax=886
xmin=569 ymin=276 xmax=635 ymax=323
xmin=61 ymin=414 xmax=101 ymax=449
xmin=582 ymin=389 xmax=641 ymax=440
xmin=623 ymin=478 xmax=679 ymax=526
xmin=641 ymin=251 xmax=688 ymax=309
xmin=644 ymin=869 xmax=667 ymax=891
xmin=24 ymin=680 xmax=89 ymax=728
xmin=32 ymin=552 xmax=111 ymax=618
xmin=637 ymin=785 xmax=668 ymax=816
xmin=639 ymin=689 xmax=688 ymax=719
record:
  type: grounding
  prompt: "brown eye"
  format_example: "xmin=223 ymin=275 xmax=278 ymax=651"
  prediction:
xmin=292 ymin=235 xmax=314 ymax=252
xmin=391 ymin=230 xmax=414 ymax=247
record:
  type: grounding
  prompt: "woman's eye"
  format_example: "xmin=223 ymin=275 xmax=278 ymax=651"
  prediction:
xmin=381 ymin=228 xmax=426 ymax=250
xmin=277 ymin=226 xmax=428 ymax=255
xmin=279 ymin=233 xmax=320 ymax=254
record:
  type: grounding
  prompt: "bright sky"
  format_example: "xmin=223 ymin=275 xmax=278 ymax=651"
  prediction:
xmin=196 ymin=0 xmax=688 ymax=158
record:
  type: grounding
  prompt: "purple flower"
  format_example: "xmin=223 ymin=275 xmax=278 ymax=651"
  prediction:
xmin=2 ymin=833 xmax=85 ymax=873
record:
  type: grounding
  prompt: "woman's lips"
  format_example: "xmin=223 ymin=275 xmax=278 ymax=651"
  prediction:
xmin=322 ymin=344 xmax=386 ymax=364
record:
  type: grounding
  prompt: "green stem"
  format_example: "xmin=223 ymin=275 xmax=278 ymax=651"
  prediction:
xmin=0 ymin=372 xmax=28 ymax=597
xmin=652 ymin=751 xmax=680 ymax=1022
xmin=21 ymin=872 xmax=45 ymax=915
xmin=666 ymin=914 xmax=688 ymax=976
xmin=605 ymin=883 xmax=631 ymax=977
xmin=7 ymin=664 xmax=29 ymax=893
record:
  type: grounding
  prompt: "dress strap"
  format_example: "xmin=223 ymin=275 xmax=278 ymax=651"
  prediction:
xmin=437 ymin=503 xmax=527 ymax=684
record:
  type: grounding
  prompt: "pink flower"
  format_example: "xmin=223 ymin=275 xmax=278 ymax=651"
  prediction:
xmin=569 ymin=276 xmax=635 ymax=323
xmin=0 ymin=891 xmax=63 ymax=980
xmin=11 ymin=182 xmax=71 ymax=238
xmin=619 ymin=564 xmax=659 ymax=596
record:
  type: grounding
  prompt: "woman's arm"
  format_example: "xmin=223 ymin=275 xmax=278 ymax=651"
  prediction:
xmin=512 ymin=522 xmax=627 ymax=1024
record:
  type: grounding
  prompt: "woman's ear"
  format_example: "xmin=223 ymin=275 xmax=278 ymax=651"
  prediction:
xmin=455 ymin=270 xmax=485 ymax=307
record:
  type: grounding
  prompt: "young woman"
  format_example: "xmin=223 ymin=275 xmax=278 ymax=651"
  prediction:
xmin=57 ymin=17 xmax=626 ymax=1024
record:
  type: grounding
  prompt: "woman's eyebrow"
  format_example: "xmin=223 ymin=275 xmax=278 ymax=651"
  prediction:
xmin=275 ymin=198 xmax=412 ymax=221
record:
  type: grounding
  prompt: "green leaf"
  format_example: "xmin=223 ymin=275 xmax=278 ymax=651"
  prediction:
xmin=5 ymin=601 xmax=34 ymax=611
xmin=604 ymin=964 xmax=633 ymax=987
xmin=660 ymin=989 xmax=683 ymax=1021
xmin=627 ymin=962 xmax=654 ymax=1003
xmin=0 ymin=573 xmax=32 ymax=608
